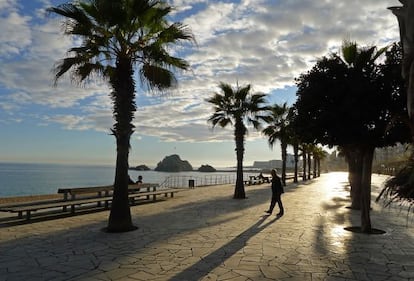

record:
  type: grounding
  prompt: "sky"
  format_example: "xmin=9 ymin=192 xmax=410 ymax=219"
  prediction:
xmin=0 ymin=0 xmax=402 ymax=168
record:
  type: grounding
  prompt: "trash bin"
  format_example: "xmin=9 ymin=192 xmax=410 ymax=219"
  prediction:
xmin=188 ymin=179 xmax=195 ymax=188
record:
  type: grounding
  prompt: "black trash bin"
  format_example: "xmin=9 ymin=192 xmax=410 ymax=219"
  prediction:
xmin=188 ymin=179 xmax=195 ymax=188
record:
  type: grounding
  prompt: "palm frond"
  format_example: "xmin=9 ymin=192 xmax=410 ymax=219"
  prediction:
xmin=158 ymin=22 xmax=195 ymax=44
xmin=140 ymin=63 xmax=176 ymax=90
xmin=75 ymin=62 xmax=106 ymax=82
xmin=342 ymin=40 xmax=358 ymax=66
xmin=207 ymin=82 xmax=269 ymax=137
xmin=262 ymin=102 xmax=291 ymax=149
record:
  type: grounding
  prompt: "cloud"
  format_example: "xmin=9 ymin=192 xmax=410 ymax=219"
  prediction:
xmin=0 ymin=8 xmax=109 ymax=109
xmin=0 ymin=1 xmax=32 ymax=57
xmin=0 ymin=0 xmax=402 ymax=145
xmin=184 ymin=0 xmax=399 ymax=90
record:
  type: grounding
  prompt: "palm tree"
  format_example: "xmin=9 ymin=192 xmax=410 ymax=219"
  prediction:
xmin=292 ymin=141 xmax=300 ymax=183
xmin=341 ymin=40 xmax=387 ymax=232
xmin=287 ymin=107 xmax=301 ymax=183
xmin=307 ymin=147 xmax=312 ymax=180
xmin=48 ymin=0 xmax=194 ymax=232
xmin=207 ymin=82 xmax=269 ymax=199
xmin=263 ymin=103 xmax=290 ymax=185
xmin=306 ymin=144 xmax=316 ymax=179
xmin=312 ymin=146 xmax=328 ymax=177
xmin=300 ymin=143 xmax=310 ymax=181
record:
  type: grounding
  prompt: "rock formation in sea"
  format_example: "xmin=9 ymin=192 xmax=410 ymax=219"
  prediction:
xmin=198 ymin=164 xmax=216 ymax=172
xmin=129 ymin=165 xmax=151 ymax=171
xmin=154 ymin=154 xmax=193 ymax=172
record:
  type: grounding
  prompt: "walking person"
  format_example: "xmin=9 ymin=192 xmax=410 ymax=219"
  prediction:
xmin=265 ymin=169 xmax=284 ymax=217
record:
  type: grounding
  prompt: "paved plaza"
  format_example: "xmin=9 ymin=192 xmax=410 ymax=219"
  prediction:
xmin=0 ymin=172 xmax=414 ymax=281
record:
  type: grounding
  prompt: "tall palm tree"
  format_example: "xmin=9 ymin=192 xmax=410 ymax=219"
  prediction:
xmin=307 ymin=147 xmax=312 ymax=180
xmin=292 ymin=141 xmax=300 ymax=183
xmin=287 ymin=107 xmax=301 ymax=183
xmin=312 ymin=146 xmax=328 ymax=177
xmin=48 ymin=0 xmax=194 ymax=232
xmin=207 ymin=82 xmax=269 ymax=199
xmin=300 ymin=143 xmax=310 ymax=181
xmin=306 ymin=143 xmax=323 ymax=179
xmin=341 ymin=40 xmax=387 ymax=232
xmin=263 ymin=103 xmax=290 ymax=185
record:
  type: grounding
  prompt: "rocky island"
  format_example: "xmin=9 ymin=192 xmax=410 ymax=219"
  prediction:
xmin=129 ymin=164 xmax=151 ymax=171
xmin=198 ymin=164 xmax=216 ymax=172
xmin=154 ymin=154 xmax=193 ymax=172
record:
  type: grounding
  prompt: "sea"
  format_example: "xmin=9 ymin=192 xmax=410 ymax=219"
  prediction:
xmin=0 ymin=162 xmax=254 ymax=198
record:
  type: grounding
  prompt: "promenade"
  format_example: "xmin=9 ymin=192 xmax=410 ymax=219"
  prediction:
xmin=1 ymin=172 xmax=413 ymax=281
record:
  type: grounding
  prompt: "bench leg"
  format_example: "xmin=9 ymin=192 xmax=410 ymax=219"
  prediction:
xmin=71 ymin=205 xmax=75 ymax=214
xmin=63 ymin=193 xmax=68 ymax=212
xmin=97 ymin=191 xmax=102 ymax=207
xmin=18 ymin=211 xmax=23 ymax=219
xmin=26 ymin=211 xmax=31 ymax=220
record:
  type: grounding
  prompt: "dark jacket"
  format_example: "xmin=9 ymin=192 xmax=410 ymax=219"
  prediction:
xmin=271 ymin=175 xmax=284 ymax=194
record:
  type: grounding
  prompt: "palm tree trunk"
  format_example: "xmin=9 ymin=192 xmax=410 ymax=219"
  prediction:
xmin=346 ymin=147 xmax=362 ymax=210
xmin=317 ymin=158 xmax=321 ymax=177
xmin=107 ymin=57 xmax=136 ymax=232
xmin=360 ymin=146 xmax=374 ymax=233
xmin=302 ymin=148 xmax=307 ymax=181
xmin=293 ymin=143 xmax=299 ymax=183
xmin=108 ymin=136 xmax=135 ymax=232
xmin=281 ymin=141 xmax=287 ymax=186
xmin=313 ymin=156 xmax=317 ymax=178
xmin=307 ymin=152 xmax=311 ymax=180
xmin=233 ymin=122 xmax=246 ymax=199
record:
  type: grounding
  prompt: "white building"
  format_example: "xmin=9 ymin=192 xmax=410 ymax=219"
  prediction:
xmin=253 ymin=154 xmax=296 ymax=169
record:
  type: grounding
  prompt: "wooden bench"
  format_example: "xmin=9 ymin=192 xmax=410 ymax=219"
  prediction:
xmin=244 ymin=175 xmax=271 ymax=185
xmin=58 ymin=183 xmax=157 ymax=199
xmin=0 ymin=187 xmax=186 ymax=220
xmin=57 ymin=184 xmax=158 ymax=210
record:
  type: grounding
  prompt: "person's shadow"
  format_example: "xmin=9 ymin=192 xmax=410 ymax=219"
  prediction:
xmin=168 ymin=214 xmax=281 ymax=281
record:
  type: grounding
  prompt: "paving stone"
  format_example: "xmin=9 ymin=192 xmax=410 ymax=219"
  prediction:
xmin=0 ymin=173 xmax=413 ymax=280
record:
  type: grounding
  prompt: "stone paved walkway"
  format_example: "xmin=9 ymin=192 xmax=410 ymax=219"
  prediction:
xmin=0 ymin=172 xmax=414 ymax=281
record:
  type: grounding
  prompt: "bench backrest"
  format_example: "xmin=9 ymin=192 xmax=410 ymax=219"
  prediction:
xmin=58 ymin=183 xmax=159 ymax=195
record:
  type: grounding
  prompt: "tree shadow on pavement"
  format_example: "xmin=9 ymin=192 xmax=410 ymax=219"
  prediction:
xmin=0 ymin=185 xmax=274 ymax=280
xmin=167 ymin=214 xmax=281 ymax=281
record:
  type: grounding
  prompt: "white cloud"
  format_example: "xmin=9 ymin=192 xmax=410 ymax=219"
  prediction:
xmin=0 ymin=5 xmax=32 ymax=56
xmin=0 ymin=0 xmax=403 ymax=146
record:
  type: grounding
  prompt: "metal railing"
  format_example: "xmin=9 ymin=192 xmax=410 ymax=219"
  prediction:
xmin=159 ymin=174 xmax=245 ymax=189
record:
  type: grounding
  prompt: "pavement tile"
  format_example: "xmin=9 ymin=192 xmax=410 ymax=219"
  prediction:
xmin=1 ymin=172 xmax=414 ymax=281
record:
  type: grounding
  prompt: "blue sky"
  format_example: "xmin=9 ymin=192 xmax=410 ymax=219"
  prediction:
xmin=0 ymin=0 xmax=401 ymax=168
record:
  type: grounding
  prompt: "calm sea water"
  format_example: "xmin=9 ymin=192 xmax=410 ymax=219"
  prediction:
xmin=0 ymin=162 xmax=243 ymax=198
